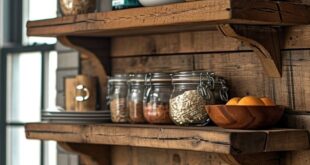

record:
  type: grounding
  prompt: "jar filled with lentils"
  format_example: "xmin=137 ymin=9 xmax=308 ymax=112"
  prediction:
xmin=108 ymin=74 xmax=129 ymax=123
xmin=169 ymin=71 xmax=215 ymax=126
xmin=143 ymin=73 xmax=173 ymax=124
xmin=128 ymin=73 xmax=146 ymax=123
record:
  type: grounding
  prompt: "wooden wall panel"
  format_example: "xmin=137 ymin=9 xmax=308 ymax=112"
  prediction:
xmin=194 ymin=52 xmax=270 ymax=98
xmin=110 ymin=27 xmax=310 ymax=110
xmin=111 ymin=26 xmax=310 ymax=57
xmin=112 ymin=55 xmax=194 ymax=74
xmin=111 ymin=31 xmax=245 ymax=57
xmin=111 ymin=146 xmax=229 ymax=165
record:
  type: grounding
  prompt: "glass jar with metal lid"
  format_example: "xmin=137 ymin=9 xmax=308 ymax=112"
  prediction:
xmin=169 ymin=71 xmax=215 ymax=126
xmin=107 ymin=74 xmax=129 ymax=123
xmin=128 ymin=73 xmax=146 ymax=123
xmin=143 ymin=72 xmax=173 ymax=124
xmin=212 ymin=76 xmax=229 ymax=104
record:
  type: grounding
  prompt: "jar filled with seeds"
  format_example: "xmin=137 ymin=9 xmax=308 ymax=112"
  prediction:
xmin=108 ymin=74 xmax=129 ymax=123
xmin=170 ymin=71 xmax=215 ymax=126
xmin=143 ymin=73 xmax=173 ymax=124
xmin=128 ymin=73 xmax=146 ymax=123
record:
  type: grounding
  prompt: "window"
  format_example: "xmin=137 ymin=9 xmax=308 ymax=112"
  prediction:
xmin=1 ymin=46 xmax=58 ymax=165
xmin=0 ymin=0 xmax=58 ymax=165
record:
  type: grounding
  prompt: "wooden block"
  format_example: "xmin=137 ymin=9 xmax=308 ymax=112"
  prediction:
xmin=65 ymin=77 xmax=77 ymax=111
xmin=74 ymin=75 xmax=98 ymax=111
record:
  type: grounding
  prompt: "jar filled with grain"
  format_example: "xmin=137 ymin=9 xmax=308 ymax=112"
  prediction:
xmin=170 ymin=71 xmax=215 ymax=126
xmin=108 ymin=74 xmax=129 ymax=123
xmin=128 ymin=73 xmax=146 ymax=123
xmin=143 ymin=73 xmax=173 ymax=124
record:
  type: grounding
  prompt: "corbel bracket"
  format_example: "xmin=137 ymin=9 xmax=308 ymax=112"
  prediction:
xmin=58 ymin=36 xmax=111 ymax=109
xmin=218 ymin=24 xmax=282 ymax=78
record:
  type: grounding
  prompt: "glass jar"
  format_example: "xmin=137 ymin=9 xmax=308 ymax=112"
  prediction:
xmin=212 ymin=76 xmax=229 ymax=104
xmin=143 ymin=73 xmax=173 ymax=124
xmin=170 ymin=71 xmax=215 ymax=126
xmin=108 ymin=74 xmax=129 ymax=123
xmin=112 ymin=0 xmax=141 ymax=10
xmin=59 ymin=0 xmax=96 ymax=16
xmin=128 ymin=73 xmax=146 ymax=123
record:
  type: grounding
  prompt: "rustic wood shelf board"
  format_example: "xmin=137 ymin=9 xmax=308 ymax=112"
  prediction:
xmin=27 ymin=0 xmax=310 ymax=37
xmin=25 ymin=123 xmax=309 ymax=155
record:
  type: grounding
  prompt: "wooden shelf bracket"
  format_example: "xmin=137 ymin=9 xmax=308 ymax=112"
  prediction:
xmin=218 ymin=24 xmax=282 ymax=77
xmin=58 ymin=36 xmax=111 ymax=109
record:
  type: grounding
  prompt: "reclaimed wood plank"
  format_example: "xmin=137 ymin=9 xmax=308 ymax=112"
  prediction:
xmin=111 ymin=146 xmax=229 ymax=165
xmin=111 ymin=26 xmax=310 ymax=57
xmin=25 ymin=123 xmax=309 ymax=154
xmin=27 ymin=0 xmax=310 ymax=37
xmin=112 ymin=54 xmax=194 ymax=74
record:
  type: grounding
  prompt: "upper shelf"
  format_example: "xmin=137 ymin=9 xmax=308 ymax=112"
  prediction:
xmin=27 ymin=0 xmax=310 ymax=37
xmin=25 ymin=123 xmax=309 ymax=155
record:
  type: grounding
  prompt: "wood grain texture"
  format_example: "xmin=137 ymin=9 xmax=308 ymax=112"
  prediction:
xmin=25 ymin=123 xmax=309 ymax=154
xmin=111 ymin=26 xmax=310 ymax=57
xmin=74 ymin=75 xmax=98 ymax=111
xmin=218 ymin=24 xmax=282 ymax=77
xmin=59 ymin=142 xmax=110 ymax=165
xmin=27 ymin=0 xmax=310 ymax=37
xmin=65 ymin=77 xmax=76 ymax=111
xmin=111 ymin=146 xmax=229 ymax=165
xmin=112 ymin=54 xmax=194 ymax=74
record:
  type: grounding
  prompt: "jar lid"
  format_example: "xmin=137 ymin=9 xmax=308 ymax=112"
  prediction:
xmin=171 ymin=71 xmax=214 ymax=83
xmin=129 ymin=73 xmax=145 ymax=84
xmin=145 ymin=72 xmax=171 ymax=82
xmin=108 ymin=74 xmax=129 ymax=83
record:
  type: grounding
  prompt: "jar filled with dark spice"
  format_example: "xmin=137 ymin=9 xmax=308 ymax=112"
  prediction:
xmin=108 ymin=74 xmax=129 ymax=123
xmin=128 ymin=73 xmax=146 ymax=123
xmin=143 ymin=73 xmax=173 ymax=124
xmin=170 ymin=71 xmax=215 ymax=126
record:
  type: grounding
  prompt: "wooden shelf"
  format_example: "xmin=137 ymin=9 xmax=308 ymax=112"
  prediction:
xmin=27 ymin=0 xmax=310 ymax=37
xmin=25 ymin=123 xmax=309 ymax=155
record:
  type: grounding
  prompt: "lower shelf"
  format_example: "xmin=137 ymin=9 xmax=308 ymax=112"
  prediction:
xmin=25 ymin=123 xmax=309 ymax=155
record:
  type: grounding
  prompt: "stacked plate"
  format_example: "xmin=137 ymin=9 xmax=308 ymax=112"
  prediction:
xmin=42 ymin=111 xmax=111 ymax=123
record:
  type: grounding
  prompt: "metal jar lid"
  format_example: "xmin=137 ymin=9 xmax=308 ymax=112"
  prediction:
xmin=171 ymin=71 xmax=215 ymax=86
xmin=145 ymin=72 xmax=172 ymax=85
xmin=128 ymin=73 xmax=145 ymax=86
xmin=108 ymin=74 xmax=129 ymax=84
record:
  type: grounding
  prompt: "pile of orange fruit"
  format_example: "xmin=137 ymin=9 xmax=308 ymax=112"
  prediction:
xmin=226 ymin=96 xmax=275 ymax=106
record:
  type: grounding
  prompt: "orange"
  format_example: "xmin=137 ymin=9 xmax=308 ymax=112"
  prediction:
xmin=226 ymin=97 xmax=241 ymax=105
xmin=260 ymin=97 xmax=275 ymax=106
xmin=237 ymin=96 xmax=265 ymax=106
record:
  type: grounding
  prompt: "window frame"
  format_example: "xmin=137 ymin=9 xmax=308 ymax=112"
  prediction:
xmin=0 ymin=44 xmax=56 ymax=165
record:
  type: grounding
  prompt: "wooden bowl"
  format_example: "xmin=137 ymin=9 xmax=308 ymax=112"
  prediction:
xmin=206 ymin=105 xmax=284 ymax=129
